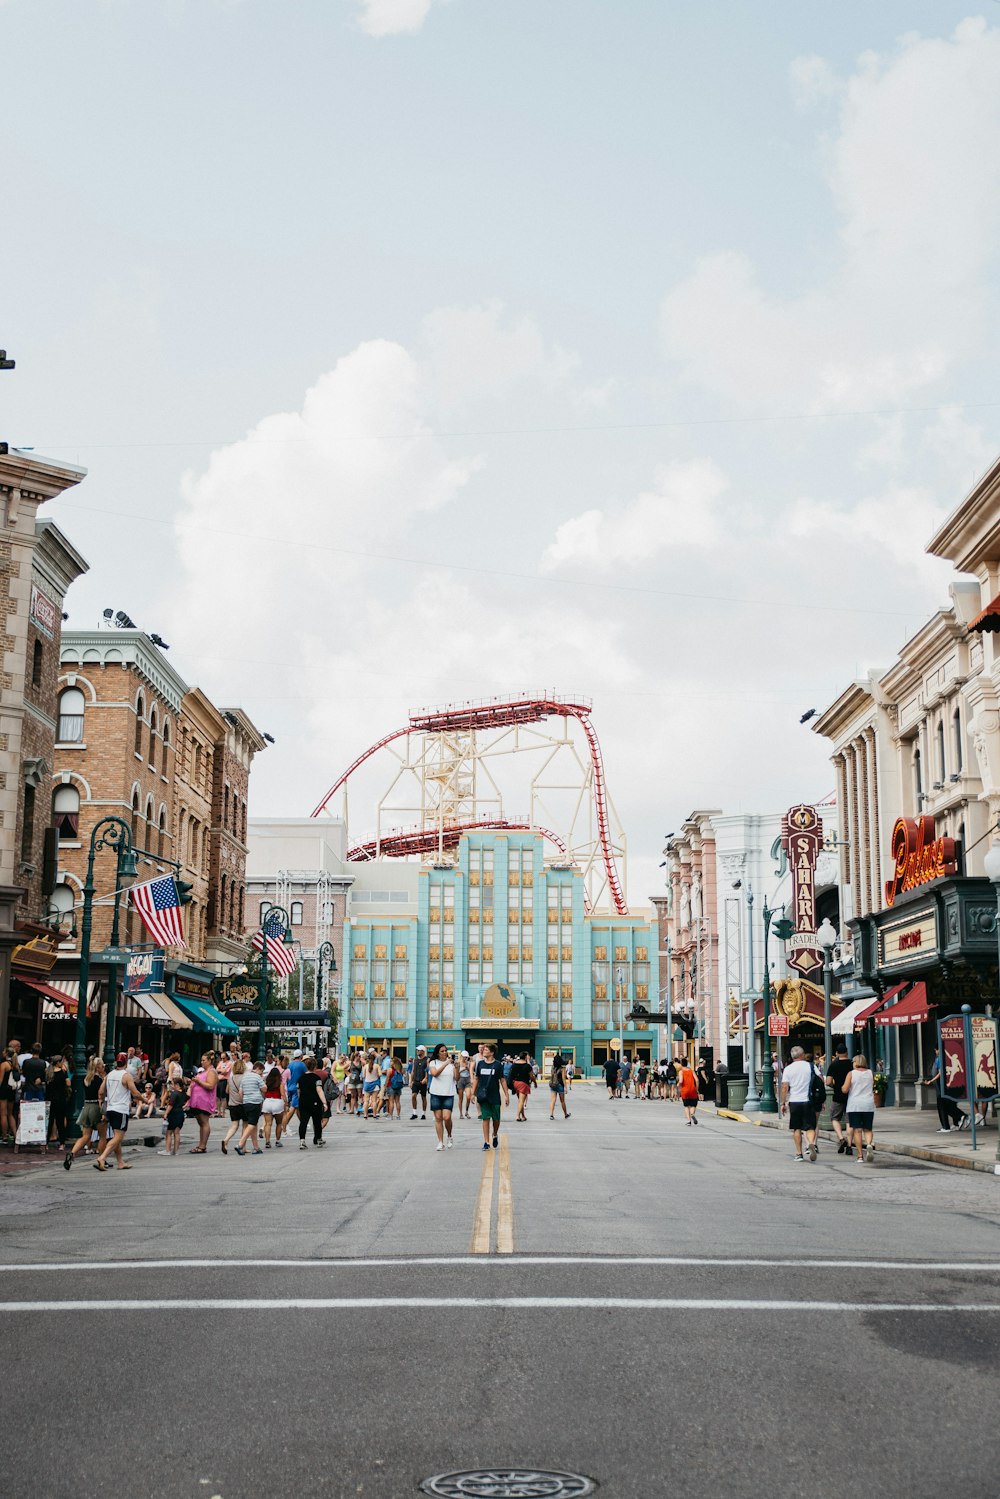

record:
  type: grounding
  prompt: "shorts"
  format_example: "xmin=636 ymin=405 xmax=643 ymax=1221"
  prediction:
xmin=228 ymin=1104 xmax=244 ymax=1122
xmin=262 ymin=1098 xmax=284 ymax=1116
xmin=188 ymin=1109 xmax=212 ymax=1123
xmin=242 ymin=1104 xmax=262 ymax=1126
xmin=77 ymin=1101 xmax=102 ymax=1131
xmin=550 ymin=1083 xmax=565 ymax=1095
xmin=166 ymin=1110 xmax=185 ymax=1131
xmin=105 ymin=1111 xmax=129 ymax=1134
xmin=681 ymin=1095 xmax=698 ymax=1109
xmin=429 ymin=1094 xmax=454 ymax=1112
xmin=829 ymin=1099 xmax=847 ymax=1122
xmin=847 ymin=1111 xmax=874 ymax=1131
xmin=412 ymin=1082 xmax=428 ymax=1101
xmin=513 ymin=1081 xmax=530 ymax=1097
xmin=287 ymin=1094 xmax=299 ymax=1110
xmin=788 ymin=1101 xmax=817 ymax=1131
xmin=478 ymin=1101 xmax=501 ymax=1123
xmin=363 ymin=1081 xmax=380 ymax=1094
xmin=458 ymin=1075 xmax=471 ymax=1090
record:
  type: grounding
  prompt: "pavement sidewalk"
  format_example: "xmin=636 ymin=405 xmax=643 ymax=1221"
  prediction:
xmin=716 ymin=1100 xmax=1000 ymax=1175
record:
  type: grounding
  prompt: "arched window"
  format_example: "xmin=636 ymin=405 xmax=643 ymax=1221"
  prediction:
xmin=290 ymin=900 xmax=303 ymax=926
xmin=219 ymin=875 xmax=227 ymax=932
xmin=149 ymin=708 xmax=158 ymax=766
xmin=131 ymin=789 xmax=141 ymax=846
xmin=57 ymin=687 xmax=85 ymax=743
xmin=50 ymin=883 xmax=75 ymax=923
xmin=936 ymin=719 xmax=946 ymax=782
xmin=52 ymin=784 xmax=80 ymax=841
xmin=913 ymin=746 xmax=923 ymax=807
xmin=31 ymin=639 xmax=43 ymax=688
xmin=229 ymin=882 xmax=237 ymax=932
xmin=953 ymin=708 xmax=963 ymax=773
xmin=134 ymin=695 xmax=145 ymax=756
xmin=158 ymin=806 xmax=167 ymax=859
xmin=162 ymin=720 xmax=171 ymax=777
xmin=259 ymin=900 xmax=271 ymax=926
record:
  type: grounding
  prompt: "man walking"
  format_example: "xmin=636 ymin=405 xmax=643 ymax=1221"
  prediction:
xmin=825 ymin=1043 xmax=854 ymax=1154
xmin=410 ymin=1045 xmax=429 ymax=1119
xmin=94 ymin=1053 xmax=142 ymax=1171
xmin=780 ymin=1045 xmax=819 ymax=1162
xmin=474 ymin=1042 xmax=509 ymax=1151
xmin=603 ymin=1052 xmax=619 ymax=1099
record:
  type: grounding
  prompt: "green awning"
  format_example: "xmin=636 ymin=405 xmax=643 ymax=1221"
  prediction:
xmin=169 ymin=994 xmax=241 ymax=1035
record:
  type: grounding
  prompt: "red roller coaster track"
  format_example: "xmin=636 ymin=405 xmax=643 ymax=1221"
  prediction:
xmin=346 ymin=819 xmax=571 ymax=863
xmin=311 ymin=693 xmax=627 ymax=914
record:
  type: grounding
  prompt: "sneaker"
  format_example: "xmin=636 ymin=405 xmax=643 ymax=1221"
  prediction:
xmin=865 ymin=1143 xmax=874 ymax=1163
xmin=937 ymin=1127 xmax=952 ymax=1134
xmin=446 ymin=1138 xmax=453 ymax=1149
xmin=436 ymin=1143 xmax=444 ymax=1152
xmin=958 ymin=1116 xmax=969 ymax=1130
xmin=482 ymin=1142 xmax=490 ymax=1151
xmin=274 ymin=1140 xmax=283 ymax=1148
xmin=808 ymin=1141 xmax=818 ymax=1162
xmin=492 ymin=1137 xmax=499 ymax=1149
xmin=411 ymin=1113 xmax=418 ymax=1120
xmin=299 ymin=1142 xmax=307 ymax=1150
xmin=793 ymin=1154 xmax=805 ymax=1161
xmin=421 ymin=1113 xmax=426 ymax=1120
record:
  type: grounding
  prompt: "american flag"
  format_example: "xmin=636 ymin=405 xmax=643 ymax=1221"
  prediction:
xmin=251 ymin=910 xmax=296 ymax=977
xmin=129 ymin=876 xmax=186 ymax=949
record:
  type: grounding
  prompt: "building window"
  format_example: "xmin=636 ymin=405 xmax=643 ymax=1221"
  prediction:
xmin=134 ymin=695 xmax=145 ymax=756
xmin=31 ymin=639 xmax=43 ymax=688
xmin=953 ymin=708 xmax=963 ymax=773
xmin=57 ymin=687 xmax=85 ymax=743
xmin=936 ymin=719 xmax=946 ymax=782
xmin=53 ymin=784 xmax=80 ymax=841
xmin=162 ymin=721 xmax=170 ymax=777
xmin=223 ymin=785 xmax=230 ymax=829
xmin=149 ymin=708 xmax=158 ymax=766
xmin=20 ymin=783 xmax=35 ymax=863
xmin=290 ymin=900 xmax=303 ymax=926
xmin=259 ymin=900 xmax=271 ymax=925
xmin=158 ymin=807 xmax=167 ymax=858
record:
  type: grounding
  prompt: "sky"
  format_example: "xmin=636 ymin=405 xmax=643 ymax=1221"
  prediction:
xmin=4 ymin=0 xmax=1000 ymax=906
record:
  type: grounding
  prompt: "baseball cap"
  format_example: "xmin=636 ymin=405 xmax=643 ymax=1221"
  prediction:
xmin=115 ymin=1052 xmax=127 ymax=1066
xmin=292 ymin=1049 xmax=302 ymax=1058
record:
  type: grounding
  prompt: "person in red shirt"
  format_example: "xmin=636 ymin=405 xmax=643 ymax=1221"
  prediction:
xmin=677 ymin=1060 xmax=700 ymax=1125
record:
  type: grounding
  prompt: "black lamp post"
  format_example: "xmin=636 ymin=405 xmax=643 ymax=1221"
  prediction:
xmin=72 ymin=817 xmax=138 ymax=1120
xmin=253 ymin=906 xmax=293 ymax=1063
xmin=759 ymin=901 xmax=793 ymax=1115
xmin=317 ymin=940 xmax=338 ymax=1049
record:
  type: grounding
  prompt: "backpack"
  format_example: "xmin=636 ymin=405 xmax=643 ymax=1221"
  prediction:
xmin=807 ymin=1063 xmax=826 ymax=1110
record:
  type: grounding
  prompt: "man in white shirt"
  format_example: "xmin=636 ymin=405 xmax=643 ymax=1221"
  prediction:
xmin=780 ymin=1045 xmax=819 ymax=1163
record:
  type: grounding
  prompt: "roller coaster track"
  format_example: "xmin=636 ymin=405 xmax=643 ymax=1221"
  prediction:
xmin=311 ymin=693 xmax=628 ymax=914
xmin=346 ymin=819 xmax=571 ymax=863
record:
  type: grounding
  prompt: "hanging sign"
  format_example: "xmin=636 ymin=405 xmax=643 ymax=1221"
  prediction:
xmin=211 ymin=973 xmax=271 ymax=1009
xmin=124 ymin=948 xmax=165 ymax=996
xmin=884 ymin=816 xmax=957 ymax=907
xmin=940 ymin=1015 xmax=967 ymax=1095
xmin=11 ymin=933 xmax=60 ymax=973
xmin=971 ymin=1015 xmax=1000 ymax=1100
xmin=781 ymin=805 xmax=823 ymax=977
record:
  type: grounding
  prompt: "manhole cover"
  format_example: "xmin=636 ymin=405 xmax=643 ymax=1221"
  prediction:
xmin=420 ymin=1471 xmax=596 ymax=1498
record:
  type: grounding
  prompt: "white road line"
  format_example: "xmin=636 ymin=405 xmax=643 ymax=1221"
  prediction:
xmin=1 ymin=1257 xmax=999 ymax=1272
xmin=1 ymin=1297 xmax=1000 ymax=1314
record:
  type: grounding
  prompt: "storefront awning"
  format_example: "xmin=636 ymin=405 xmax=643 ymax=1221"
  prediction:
xmin=874 ymin=982 xmax=934 ymax=1026
xmin=832 ymin=996 xmax=878 ymax=1033
xmin=117 ymin=991 xmax=174 ymax=1027
xmin=969 ymin=591 xmax=1000 ymax=632
xmin=169 ymin=994 xmax=241 ymax=1035
xmin=18 ymin=976 xmax=100 ymax=1019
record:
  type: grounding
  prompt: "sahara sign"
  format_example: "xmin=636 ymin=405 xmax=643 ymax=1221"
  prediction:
xmin=780 ymin=804 xmax=823 ymax=977
xmin=884 ymin=816 xmax=957 ymax=908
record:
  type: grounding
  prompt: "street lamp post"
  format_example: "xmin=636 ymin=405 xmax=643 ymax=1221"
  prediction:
xmin=980 ymin=841 xmax=1000 ymax=1175
xmin=817 ymin=917 xmax=837 ymax=1070
xmin=253 ymin=906 xmax=293 ymax=1063
xmin=614 ymin=959 xmax=632 ymax=1068
xmin=744 ymin=887 xmax=760 ymax=1111
xmin=73 ymin=817 xmax=138 ymax=1120
xmin=317 ymin=940 xmax=338 ymax=1052
xmin=758 ymin=899 xmax=793 ymax=1115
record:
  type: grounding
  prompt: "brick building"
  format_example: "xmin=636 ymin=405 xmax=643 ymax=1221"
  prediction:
xmin=0 ymin=451 xmax=89 ymax=1044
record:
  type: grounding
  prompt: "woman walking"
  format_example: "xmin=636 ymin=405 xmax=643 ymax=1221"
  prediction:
xmin=215 ymin=1051 xmax=232 ymax=1118
xmin=63 ymin=1056 xmax=106 ymax=1169
xmin=361 ymin=1052 xmax=383 ymax=1119
xmin=509 ymin=1052 xmax=533 ymax=1122
xmin=548 ymin=1054 xmax=570 ymax=1120
xmin=0 ymin=1046 xmax=19 ymax=1144
xmin=456 ymin=1052 xmax=474 ymax=1120
xmin=844 ymin=1052 xmax=877 ymax=1163
xmin=678 ymin=1059 xmax=700 ymax=1125
xmin=185 ymin=1052 xmax=219 ymax=1153
xmin=234 ymin=1061 xmax=266 ymax=1155
xmin=923 ymin=1049 xmax=968 ymax=1133
xmin=384 ymin=1057 xmax=406 ymax=1119
xmin=261 ymin=1064 xmax=287 ymax=1148
xmin=220 ymin=1057 xmax=246 ymax=1154
xmin=428 ymin=1042 xmax=457 ymax=1152
xmin=46 ymin=1055 xmax=72 ymax=1147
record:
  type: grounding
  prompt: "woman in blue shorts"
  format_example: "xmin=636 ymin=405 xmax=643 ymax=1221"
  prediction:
xmin=427 ymin=1043 xmax=456 ymax=1152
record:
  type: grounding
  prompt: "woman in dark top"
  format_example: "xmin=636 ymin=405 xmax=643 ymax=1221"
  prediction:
xmin=548 ymin=1054 xmax=570 ymax=1121
xmin=509 ymin=1054 xmax=533 ymax=1121
xmin=46 ymin=1056 xmax=72 ymax=1145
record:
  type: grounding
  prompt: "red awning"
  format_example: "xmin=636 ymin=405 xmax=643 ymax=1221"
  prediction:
xmin=15 ymin=974 xmax=78 ymax=1011
xmin=852 ymin=988 xmax=900 ymax=1026
xmin=874 ymin=981 xmax=934 ymax=1026
xmin=969 ymin=592 xmax=1000 ymax=633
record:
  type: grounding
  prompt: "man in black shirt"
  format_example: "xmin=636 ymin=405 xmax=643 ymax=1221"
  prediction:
xmin=474 ymin=1043 xmax=509 ymax=1151
xmin=825 ymin=1044 xmax=853 ymax=1154
xmin=410 ymin=1045 xmax=429 ymax=1120
xmin=603 ymin=1055 xmax=619 ymax=1099
xmin=20 ymin=1043 xmax=48 ymax=1101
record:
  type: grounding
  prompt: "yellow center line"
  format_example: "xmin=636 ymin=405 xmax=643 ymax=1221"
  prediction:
xmin=470 ymin=1147 xmax=495 ymax=1254
xmin=496 ymin=1135 xmax=514 ymax=1254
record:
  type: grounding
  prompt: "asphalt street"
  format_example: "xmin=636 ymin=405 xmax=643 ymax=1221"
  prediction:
xmin=4 ymin=1086 xmax=1000 ymax=1499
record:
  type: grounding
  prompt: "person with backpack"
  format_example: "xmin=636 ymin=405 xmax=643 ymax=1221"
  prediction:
xmin=548 ymin=1053 xmax=570 ymax=1121
xmin=779 ymin=1044 xmax=823 ymax=1162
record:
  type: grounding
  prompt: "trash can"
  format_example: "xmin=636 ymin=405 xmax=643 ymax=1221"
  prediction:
xmin=714 ymin=1074 xmax=730 ymax=1110
xmin=726 ymin=1077 xmax=748 ymax=1113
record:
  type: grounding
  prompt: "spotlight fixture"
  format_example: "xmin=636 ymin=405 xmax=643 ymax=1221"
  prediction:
xmin=263 ymin=732 xmax=275 ymax=744
xmin=799 ymin=708 xmax=818 ymax=724
xmin=149 ymin=633 xmax=170 ymax=650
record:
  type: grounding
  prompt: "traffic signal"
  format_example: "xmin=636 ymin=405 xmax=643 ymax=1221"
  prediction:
xmin=176 ymin=879 xmax=195 ymax=906
xmin=772 ymin=918 xmax=795 ymax=941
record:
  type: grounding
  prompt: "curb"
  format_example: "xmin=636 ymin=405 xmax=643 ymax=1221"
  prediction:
xmin=713 ymin=1107 xmax=1000 ymax=1176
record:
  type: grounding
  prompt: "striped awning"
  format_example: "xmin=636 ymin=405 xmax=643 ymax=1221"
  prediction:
xmin=116 ymin=991 xmax=174 ymax=1027
xmin=18 ymin=976 xmax=100 ymax=1019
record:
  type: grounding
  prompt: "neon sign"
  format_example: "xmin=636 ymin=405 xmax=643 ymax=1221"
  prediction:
xmin=884 ymin=816 xmax=957 ymax=907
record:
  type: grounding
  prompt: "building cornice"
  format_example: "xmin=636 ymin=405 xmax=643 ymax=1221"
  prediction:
xmin=61 ymin=630 xmax=190 ymax=713
xmin=33 ymin=521 xmax=89 ymax=595
xmin=926 ymin=453 xmax=1000 ymax=574
xmin=813 ymin=679 xmax=877 ymax=742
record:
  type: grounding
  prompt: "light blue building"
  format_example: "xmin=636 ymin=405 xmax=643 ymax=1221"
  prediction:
xmin=346 ymin=831 xmax=657 ymax=1073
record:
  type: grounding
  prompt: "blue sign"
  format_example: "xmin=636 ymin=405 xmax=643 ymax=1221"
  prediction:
xmin=124 ymin=947 xmax=165 ymax=996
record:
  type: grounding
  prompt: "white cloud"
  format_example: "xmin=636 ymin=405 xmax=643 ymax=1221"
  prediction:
xmin=353 ymin=0 xmax=439 ymax=38
xmin=419 ymin=300 xmax=578 ymax=413
xmin=661 ymin=18 xmax=1000 ymax=413
xmin=540 ymin=459 xmax=727 ymax=573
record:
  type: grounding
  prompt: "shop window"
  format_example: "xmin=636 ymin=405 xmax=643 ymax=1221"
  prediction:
xmin=57 ymin=687 xmax=85 ymax=743
xmin=52 ymin=784 xmax=80 ymax=841
xmin=31 ymin=639 xmax=43 ymax=688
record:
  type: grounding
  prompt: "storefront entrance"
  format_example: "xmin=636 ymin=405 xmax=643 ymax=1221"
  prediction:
xmin=465 ymin=1032 xmax=536 ymax=1060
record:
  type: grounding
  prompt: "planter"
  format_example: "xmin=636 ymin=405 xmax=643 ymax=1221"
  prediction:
xmin=874 ymin=1091 xmax=885 ymax=1109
